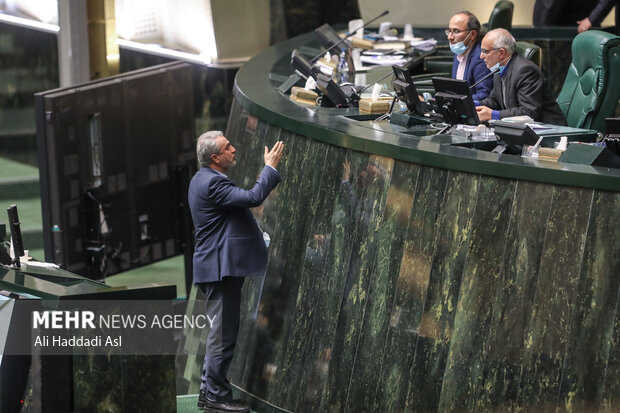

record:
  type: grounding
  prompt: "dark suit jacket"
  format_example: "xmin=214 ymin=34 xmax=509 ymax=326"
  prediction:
xmin=589 ymin=0 xmax=619 ymax=33
xmin=188 ymin=165 xmax=281 ymax=283
xmin=479 ymin=53 xmax=567 ymax=125
xmin=452 ymin=41 xmax=493 ymax=102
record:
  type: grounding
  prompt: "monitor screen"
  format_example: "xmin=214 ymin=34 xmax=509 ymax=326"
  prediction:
xmin=392 ymin=65 xmax=425 ymax=116
xmin=432 ymin=77 xmax=479 ymax=126
xmin=314 ymin=24 xmax=346 ymax=51
xmin=291 ymin=49 xmax=315 ymax=79
xmin=316 ymin=73 xmax=350 ymax=107
xmin=35 ymin=62 xmax=196 ymax=279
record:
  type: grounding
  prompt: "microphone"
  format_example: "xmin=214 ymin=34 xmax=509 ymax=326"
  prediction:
xmin=357 ymin=71 xmax=394 ymax=95
xmin=310 ymin=10 xmax=389 ymax=63
xmin=469 ymin=66 xmax=499 ymax=90
xmin=346 ymin=71 xmax=395 ymax=105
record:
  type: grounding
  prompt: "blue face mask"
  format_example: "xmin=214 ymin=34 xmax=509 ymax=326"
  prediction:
xmin=449 ymin=31 xmax=472 ymax=55
xmin=490 ymin=55 xmax=511 ymax=74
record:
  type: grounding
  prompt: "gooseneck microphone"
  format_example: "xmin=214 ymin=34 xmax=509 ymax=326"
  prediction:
xmin=469 ymin=66 xmax=500 ymax=89
xmin=357 ymin=71 xmax=394 ymax=95
xmin=310 ymin=10 xmax=390 ymax=63
xmin=346 ymin=70 xmax=395 ymax=105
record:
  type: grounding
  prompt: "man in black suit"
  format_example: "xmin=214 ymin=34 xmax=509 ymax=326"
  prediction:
xmin=475 ymin=28 xmax=566 ymax=125
xmin=188 ymin=130 xmax=284 ymax=412
xmin=577 ymin=0 xmax=619 ymax=35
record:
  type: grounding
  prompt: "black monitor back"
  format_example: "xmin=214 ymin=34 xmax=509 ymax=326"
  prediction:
xmin=392 ymin=65 xmax=425 ymax=116
xmin=494 ymin=121 xmax=540 ymax=146
xmin=314 ymin=24 xmax=345 ymax=51
xmin=316 ymin=73 xmax=350 ymax=107
xmin=432 ymin=77 xmax=479 ymax=126
xmin=291 ymin=49 xmax=315 ymax=79
xmin=35 ymin=62 xmax=196 ymax=279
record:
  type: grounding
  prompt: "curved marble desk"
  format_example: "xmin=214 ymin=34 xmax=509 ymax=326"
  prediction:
xmin=205 ymin=32 xmax=619 ymax=413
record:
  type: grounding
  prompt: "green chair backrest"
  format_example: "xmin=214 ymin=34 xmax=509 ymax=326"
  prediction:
xmin=516 ymin=41 xmax=542 ymax=68
xmin=487 ymin=0 xmax=514 ymax=31
xmin=557 ymin=30 xmax=620 ymax=132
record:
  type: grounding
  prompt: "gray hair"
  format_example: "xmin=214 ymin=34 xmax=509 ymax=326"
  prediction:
xmin=196 ymin=130 xmax=224 ymax=167
xmin=488 ymin=28 xmax=516 ymax=54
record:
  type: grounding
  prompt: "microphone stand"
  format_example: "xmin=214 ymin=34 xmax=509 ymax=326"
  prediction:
xmin=347 ymin=70 xmax=394 ymax=105
xmin=470 ymin=66 xmax=500 ymax=89
xmin=310 ymin=10 xmax=389 ymax=64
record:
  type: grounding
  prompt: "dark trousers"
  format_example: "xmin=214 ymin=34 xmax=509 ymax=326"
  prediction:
xmin=199 ymin=276 xmax=245 ymax=402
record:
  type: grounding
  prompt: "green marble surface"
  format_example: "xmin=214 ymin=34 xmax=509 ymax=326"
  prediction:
xmin=186 ymin=100 xmax=620 ymax=413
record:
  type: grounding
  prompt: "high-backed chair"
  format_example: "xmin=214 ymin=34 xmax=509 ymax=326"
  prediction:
xmin=485 ymin=0 xmax=514 ymax=31
xmin=556 ymin=30 xmax=620 ymax=132
xmin=515 ymin=41 xmax=541 ymax=68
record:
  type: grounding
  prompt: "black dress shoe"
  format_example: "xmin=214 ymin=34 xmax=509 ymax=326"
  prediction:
xmin=203 ymin=398 xmax=249 ymax=413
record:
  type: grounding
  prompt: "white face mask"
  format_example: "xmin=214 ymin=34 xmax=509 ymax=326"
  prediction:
xmin=449 ymin=30 xmax=472 ymax=55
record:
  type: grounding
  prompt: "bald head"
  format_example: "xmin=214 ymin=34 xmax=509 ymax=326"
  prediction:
xmin=480 ymin=28 xmax=516 ymax=70
xmin=483 ymin=28 xmax=516 ymax=55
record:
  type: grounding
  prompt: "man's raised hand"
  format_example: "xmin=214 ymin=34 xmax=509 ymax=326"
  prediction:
xmin=264 ymin=141 xmax=284 ymax=168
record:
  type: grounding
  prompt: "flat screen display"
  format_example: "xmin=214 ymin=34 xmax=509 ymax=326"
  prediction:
xmin=35 ymin=62 xmax=196 ymax=279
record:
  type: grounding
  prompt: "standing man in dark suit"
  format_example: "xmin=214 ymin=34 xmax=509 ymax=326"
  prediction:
xmin=447 ymin=11 xmax=493 ymax=101
xmin=188 ymin=130 xmax=284 ymax=413
xmin=475 ymin=28 xmax=566 ymax=125
xmin=577 ymin=0 xmax=619 ymax=35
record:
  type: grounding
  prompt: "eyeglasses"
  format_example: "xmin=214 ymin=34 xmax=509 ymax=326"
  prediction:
xmin=445 ymin=28 xmax=471 ymax=36
xmin=480 ymin=47 xmax=501 ymax=55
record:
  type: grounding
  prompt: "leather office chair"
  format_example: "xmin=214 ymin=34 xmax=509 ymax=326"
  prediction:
xmin=515 ymin=41 xmax=541 ymax=68
xmin=556 ymin=30 xmax=620 ymax=132
xmin=485 ymin=0 xmax=514 ymax=31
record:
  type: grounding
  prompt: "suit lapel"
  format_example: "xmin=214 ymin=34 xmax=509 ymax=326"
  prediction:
xmin=500 ymin=55 xmax=517 ymax=109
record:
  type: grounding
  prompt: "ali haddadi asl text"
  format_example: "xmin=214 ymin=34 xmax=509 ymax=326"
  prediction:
xmin=33 ymin=335 xmax=122 ymax=347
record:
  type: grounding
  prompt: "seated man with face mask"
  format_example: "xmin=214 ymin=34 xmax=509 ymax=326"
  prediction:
xmin=475 ymin=28 xmax=566 ymax=125
xmin=446 ymin=11 xmax=493 ymax=101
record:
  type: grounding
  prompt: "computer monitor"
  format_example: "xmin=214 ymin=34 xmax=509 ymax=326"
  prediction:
xmin=291 ymin=49 xmax=316 ymax=79
xmin=392 ymin=65 xmax=425 ymax=116
xmin=316 ymin=73 xmax=351 ymax=107
xmin=432 ymin=77 xmax=479 ymax=126
xmin=314 ymin=23 xmax=346 ymax=51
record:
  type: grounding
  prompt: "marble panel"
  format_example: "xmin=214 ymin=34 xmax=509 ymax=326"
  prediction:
xmin=269 ymin=144 xmax=350 ymax=410
xmin=603 ymin=304 xmax=620 ymax=412
xmin=290 ymin=149 xmax=378 ymax=413
xmin=558 ymin=190 xmax=620 ymax=411
xmin=317 ymin=154 xmax=395 ymax=413
xmin=73 ymin=355 xmax=175 ymax=412
xmin=342 ymin=158 xmax=417 ymax=413
xmin=371 ymin=165 xmax=448 ymax=412
xmin=437 ymin=176 xmax=517 ymax=411
xmin=475 ymin=180 xmax=554 ymax=411
xmin=518 ymin=186 xmax=593 ymax=409
xmin=405 ymin=171 xmax=480 ymax=412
